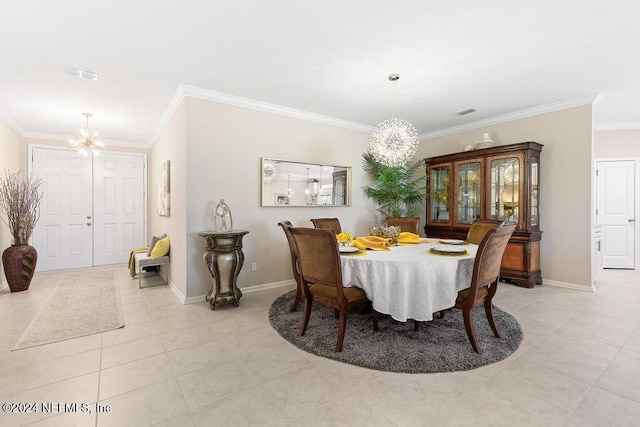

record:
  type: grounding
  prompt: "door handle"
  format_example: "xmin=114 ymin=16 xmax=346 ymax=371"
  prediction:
xmin=87 ymin=222 xmax=92 ymax=226
xmin=630 ymin=219 xmax=636 ymax=223
xmin=87 ymin=215 xmax=92 ymax=219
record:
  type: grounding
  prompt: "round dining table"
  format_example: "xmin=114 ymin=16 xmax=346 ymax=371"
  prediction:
xmin=340 ymin=240 xmax=478 ymax=322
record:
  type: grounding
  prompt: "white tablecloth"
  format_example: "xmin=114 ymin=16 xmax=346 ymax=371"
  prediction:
xmin=340 ymin=242 xmax=478 ymax=322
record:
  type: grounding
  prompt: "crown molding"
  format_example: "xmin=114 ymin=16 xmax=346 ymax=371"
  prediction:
xmin=419 ymin=95 xmax=601 ymax=140
xmin=23 ymin=131 xmax=150 ymax=149
xmin=180 ymin=84 xmax=374 ymax=133
xmin=593 ymin=122 xmax=640 ymax=131
xmin=149 ymin=85 xmax=187 ymax=146
xmin=0 ymin=110 xmax=24 ymax=136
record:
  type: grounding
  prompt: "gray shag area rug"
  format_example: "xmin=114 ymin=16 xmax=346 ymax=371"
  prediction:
xmin=269 ymin=290 xmax=523 ymax=373
xmin=13 ymin=270 xmax=124 ymax=350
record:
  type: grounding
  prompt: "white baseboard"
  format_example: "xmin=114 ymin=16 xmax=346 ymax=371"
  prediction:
xmin=183 ymin=280 xmax=295 ymax=305
xmin=543 ymin=279 xmax=595 ymax=292
xmin=168 ymin=280 xmax=190 ymax=303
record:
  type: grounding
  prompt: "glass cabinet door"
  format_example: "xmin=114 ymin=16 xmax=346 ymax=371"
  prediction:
xmin=455 ymin=161 xmax=482 ymax=225
xmin=428 ymin=165 xmax=451 ymax=224
xmin=531 ymin=156 xmax=539 ymax=227
xmin=489 ymin=156 xmax=520 ymax=226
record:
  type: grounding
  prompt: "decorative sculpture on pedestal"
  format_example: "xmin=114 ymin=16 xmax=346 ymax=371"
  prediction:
xmin=213 ymin=199 xmax=233 ymax=231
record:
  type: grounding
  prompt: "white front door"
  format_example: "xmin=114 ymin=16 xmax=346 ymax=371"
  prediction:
xmin=596 ymin=160 xmax=636 ymax=269
xmin=31 ymin=147 xmax=146 ymax=271
xmin=93 ymin=153 xmax=146 ymax=266
xmin=31 ymin=148 xmax=94 ymax=270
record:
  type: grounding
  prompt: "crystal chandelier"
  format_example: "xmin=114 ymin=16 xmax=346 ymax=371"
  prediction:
xmin=69 ymin=112 xmax=105 ymax=156
xmin=369 ymin=74 xmax=418 ymax=167
xmin=262 ymin=159 xmax=279 ymax=184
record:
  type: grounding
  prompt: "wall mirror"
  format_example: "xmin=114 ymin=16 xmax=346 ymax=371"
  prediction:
xmin=261 ymin=157 xmax=351 ymax=207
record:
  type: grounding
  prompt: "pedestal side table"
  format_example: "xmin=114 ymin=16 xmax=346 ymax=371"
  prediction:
xmin=198 ymin=230 xmax=249 ymax=310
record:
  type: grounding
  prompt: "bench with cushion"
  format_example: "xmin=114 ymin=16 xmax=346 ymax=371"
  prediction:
xmin=134 ymin=234 xmax=170 ymax=289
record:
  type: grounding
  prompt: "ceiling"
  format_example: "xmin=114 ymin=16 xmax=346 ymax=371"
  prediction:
xmin=1 ymin=1 xmax=639 ymax=148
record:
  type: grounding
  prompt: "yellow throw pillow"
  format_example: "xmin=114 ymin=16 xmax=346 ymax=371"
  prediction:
xmin=150 ymin=236 xmax=170 ymax=259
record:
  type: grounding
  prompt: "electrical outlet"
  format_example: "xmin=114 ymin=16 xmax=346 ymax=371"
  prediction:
xmin=251 ymin=262 xmax=258 ymax=271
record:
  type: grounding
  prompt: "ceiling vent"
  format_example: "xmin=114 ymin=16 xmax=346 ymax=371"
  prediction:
xmin=456 ymin=108 xmax=477 ymax=116
xmin=66 ymin=67 xmax=99 ymax=81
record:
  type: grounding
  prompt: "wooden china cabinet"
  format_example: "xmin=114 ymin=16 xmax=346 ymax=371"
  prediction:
xmin=425 ymin=142 xmax=543 ymax=288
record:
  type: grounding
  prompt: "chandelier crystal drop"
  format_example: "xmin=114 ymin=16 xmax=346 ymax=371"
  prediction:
xmin=369 ymin=74 xmax=418 ymax=167
xmin=69 ymin=112 xmax=105 ymax=157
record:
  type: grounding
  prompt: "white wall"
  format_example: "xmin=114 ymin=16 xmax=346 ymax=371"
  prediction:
xmin=0 ymin=119 xmax=23 ymax=287
xmin=149 ymin=101 xmax=188 ymax=299
xmin=416 ymin=104 xmax=594 ymax=289
xmin=594 ymin=129 xmax=640 ymax=157
xmin=183 ymin=97 xmax=374 ymax=299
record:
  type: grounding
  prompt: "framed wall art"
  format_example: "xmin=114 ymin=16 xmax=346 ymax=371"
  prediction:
xmin=158 ymin=160 xmax=171 ymax=216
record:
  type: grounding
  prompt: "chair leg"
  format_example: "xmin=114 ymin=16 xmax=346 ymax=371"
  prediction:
xmin=290 ymin=286 xmax=302 ymax=312
xmin=372 ymin=310 xmax=380 ymax=332
xmin=138 ymin=266 xmax=142 ymax=289
xmin=300 ymin=298 xmax=313 ymax=336
xmin=336 ymin=309 xmax=347 ymax=352
xmin=484 ymin=300 xmax=501 ymax=338
xmin=462 ymin=308 xmax=481 ymax=353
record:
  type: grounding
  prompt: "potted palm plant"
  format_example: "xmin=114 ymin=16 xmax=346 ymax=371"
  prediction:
xmin=0 ymin=170 xmax=43 ymax=292
xmin=361 ymin=151 xmax=426 ymax=218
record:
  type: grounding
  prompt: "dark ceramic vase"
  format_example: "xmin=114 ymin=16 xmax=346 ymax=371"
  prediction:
xmin=2 ymin=244 xmax=38 ymax=292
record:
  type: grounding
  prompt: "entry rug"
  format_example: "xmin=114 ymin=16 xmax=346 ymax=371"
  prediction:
xmin=13 ymin=270 xmax=125 ymax=350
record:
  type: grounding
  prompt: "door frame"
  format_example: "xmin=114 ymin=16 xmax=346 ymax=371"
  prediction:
xmin=594 ymin=157 xmax=639 ymax=270
xmin=28 ymin=143 xmax=148 ymax=268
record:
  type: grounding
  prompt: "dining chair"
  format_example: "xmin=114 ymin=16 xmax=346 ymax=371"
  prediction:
xmin=310 ymin=218 xmax=342 ymax=234
xmin=385 ymin=217 xmax=420 ymax=234
xmin=289 ymin=227 xmax=369 ymax=352
xmin=451 ymin=224 xmax=516 ymax=353
xmin=466 ymin=219 xmax=505 ymax=245
xmin=278 ymin=221 xmax=304 ymax=312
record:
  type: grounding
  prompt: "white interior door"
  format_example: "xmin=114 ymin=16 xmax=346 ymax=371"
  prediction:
xmin=596 ymin=160 xmax=636 ymax=269
xmin=93 ymin=153 xmax=146 ymax=266
xmin=31 ymin=148 xmax=93 ymax=271
xmin=31 ymin=147 xmax=146 ymax=271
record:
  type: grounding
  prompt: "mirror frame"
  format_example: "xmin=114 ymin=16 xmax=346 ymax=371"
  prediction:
xmin=261 ymin=157 xmax=352 ymax=207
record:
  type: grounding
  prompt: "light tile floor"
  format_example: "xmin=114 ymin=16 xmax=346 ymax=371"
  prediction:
xmin=0 ymin=266 xmax=639 ymax=426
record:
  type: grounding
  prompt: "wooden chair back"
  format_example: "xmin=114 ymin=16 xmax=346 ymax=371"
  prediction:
xmin=310 ymin=218 xmax=342 ymax=234
xmin=278 ymin=220 xmax=303 ymax=311
xmin=290 ymin=227 xmax=344 ymax=300
xmin=466 ymin=219 xmax=505 ymax=245
xmin=471 ymin=224 xmax=516 ymax=292
xmin=385 ymin=217 xmax=420 ymax=234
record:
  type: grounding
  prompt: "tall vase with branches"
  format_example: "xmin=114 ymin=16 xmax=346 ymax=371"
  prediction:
xmin=361 ymin=151 xmax=426 ymax=218
xmin=0 ymin=170 xmax=43 ymax=292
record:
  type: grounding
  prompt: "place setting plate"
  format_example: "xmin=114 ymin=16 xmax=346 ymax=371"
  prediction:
xmin=429 ymin=245 xmax=468 ymax=256
xmin=437 ymin=238 xmax=466 ymax=245
xmin=339 ymin=246 xmax=361 ymax=254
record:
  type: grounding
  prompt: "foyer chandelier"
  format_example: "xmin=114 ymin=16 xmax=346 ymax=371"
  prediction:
xmin=369 ymin=74 xmax=418 ymax=167
xmin=69 ymin=112 xmax=105 ymax=156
